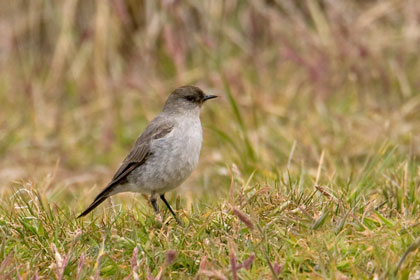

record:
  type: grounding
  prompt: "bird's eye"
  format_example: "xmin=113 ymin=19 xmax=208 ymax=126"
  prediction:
xmin=185 ymin=96 xmax=195 ymax=102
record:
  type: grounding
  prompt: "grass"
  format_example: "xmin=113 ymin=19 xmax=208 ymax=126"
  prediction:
xmin=1 ymin=0 xmax=420 ymax=279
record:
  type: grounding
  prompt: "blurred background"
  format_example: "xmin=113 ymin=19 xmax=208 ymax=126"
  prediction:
xmin=0 ymin=0 xmax=419 ymax=208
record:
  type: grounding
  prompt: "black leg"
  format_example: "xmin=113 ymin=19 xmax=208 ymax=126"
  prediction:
xmin=160 ymin=194 xmax=182 ymax=225
xmin=150 ymin=196 xmax=160 ymax=215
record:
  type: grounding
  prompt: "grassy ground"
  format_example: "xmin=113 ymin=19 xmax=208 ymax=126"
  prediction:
xmin=1 ymin=0 xmax=420 ymax=279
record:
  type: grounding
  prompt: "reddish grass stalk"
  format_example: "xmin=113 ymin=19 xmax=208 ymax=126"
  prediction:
xmin=52 ymin=243 xmax=72 ymax=280
xmin=0 ymin=251 xmax=13 ymax=273
xmin=75 ymin=253 xmax=85 ymax=280
xmin=199 ymin=255 xmax=207 ymax=270
xmin=273 ymin=262 xmax=283 ymax=276
xmin=241 ymin=254 xmax=255 ymax=270
xmin=123 ymin=247 xmax=139 ymax=280
xmin=165 ymin=250 xmax=177 ymax=266
xmin=230 ymin=250 xmax=238 ymax=280
xmin=232 ymin=208 xmax=254 ymax=230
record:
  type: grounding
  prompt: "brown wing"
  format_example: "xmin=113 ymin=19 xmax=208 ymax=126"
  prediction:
xmin=110 ymin=142 xmax=150 ymax=184
xmin=111 ymin=121 xmax=173 ymax=183
xmin=77 ymin=118 xmax=174 ymax=218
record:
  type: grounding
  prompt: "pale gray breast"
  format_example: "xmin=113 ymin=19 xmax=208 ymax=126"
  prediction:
xmin=172 ymin=115 xmax=203 ymax=169
xmin=154 ymin=116 xmax=202 ymax=176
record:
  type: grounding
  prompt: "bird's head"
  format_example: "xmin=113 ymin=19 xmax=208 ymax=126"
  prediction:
xmin=163 ymin=85 xmax=217 ymax=115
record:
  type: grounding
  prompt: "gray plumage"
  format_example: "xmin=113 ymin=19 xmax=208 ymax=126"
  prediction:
xmin=78 ymin=85 xmax=217 ymax=222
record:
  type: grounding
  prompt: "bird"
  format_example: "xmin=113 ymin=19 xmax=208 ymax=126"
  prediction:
xmin=77 ymin=85 xmax=217 ymax=224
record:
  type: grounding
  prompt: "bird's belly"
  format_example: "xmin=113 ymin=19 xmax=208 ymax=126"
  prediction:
xmin=127 ymin=121 xmax=202 ymax=194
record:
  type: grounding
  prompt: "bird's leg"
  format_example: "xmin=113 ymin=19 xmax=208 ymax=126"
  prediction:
xmin=160 ymin=194 xmax=182 ymax=225
xmin=150 ymin=192 xmax=161 ymax=220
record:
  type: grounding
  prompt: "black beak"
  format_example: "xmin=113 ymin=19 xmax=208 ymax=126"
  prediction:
xmin=203 ymin=95 xmax=218 ymax=101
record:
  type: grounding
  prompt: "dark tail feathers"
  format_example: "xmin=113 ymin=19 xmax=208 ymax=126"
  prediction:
xmin=77 ymin=196 xmax=109 ymax=218
xmin=77 ymin=181 xmax=120 ymax=218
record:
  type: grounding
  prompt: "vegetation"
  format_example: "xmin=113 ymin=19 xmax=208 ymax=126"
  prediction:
xmin=1 ymin=0 xmax=420 ymax=279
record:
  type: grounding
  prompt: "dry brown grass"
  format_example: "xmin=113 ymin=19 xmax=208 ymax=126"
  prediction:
xmin=1 ymin=0 xmax=420 ymax=279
